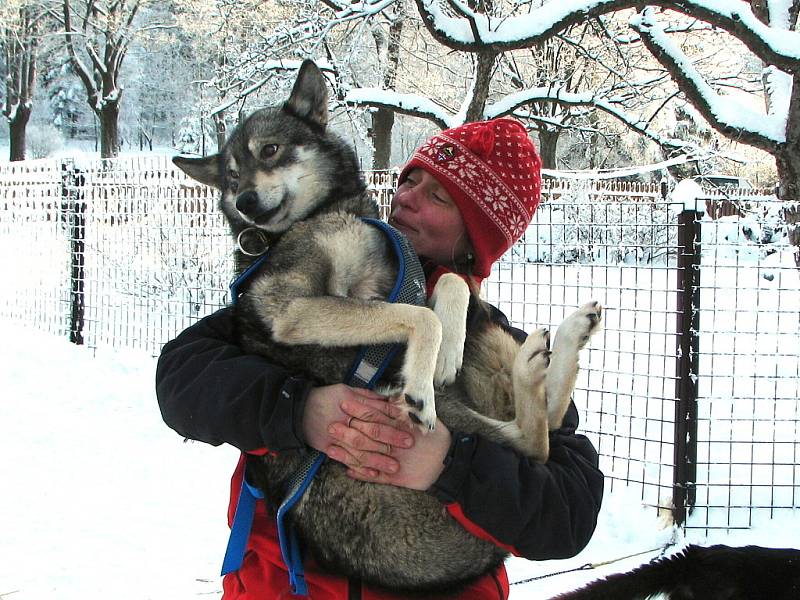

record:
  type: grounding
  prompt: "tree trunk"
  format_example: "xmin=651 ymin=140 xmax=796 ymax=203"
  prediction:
xmin=8 ymin=104 xmax=31 ymax=161
xmin=778 ymin=72 xmax=800 ymax=267
xmin=214 ymin=113 xmax=227 ymax=152
xmin=99 ymin=101 xmax=120 ymax=159
xmin=537 ymin=127 xmax=560 ymax=169
xmin=464 ymin=50 xmax=498 ymax=123
xmin=371 ymin=109 xmax=395 ymax=170
xmin=777 ymin=72 xmax=800 ymax=202
xmin=371 ymin=8 xmax=403 ymax=169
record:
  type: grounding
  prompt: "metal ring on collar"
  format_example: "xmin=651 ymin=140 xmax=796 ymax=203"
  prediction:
xmin=237 ymin=227 xmax=270 ymax=257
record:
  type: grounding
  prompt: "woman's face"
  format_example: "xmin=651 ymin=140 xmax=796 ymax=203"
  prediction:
xmin=388 ymin=168 xmax=470 ymax=266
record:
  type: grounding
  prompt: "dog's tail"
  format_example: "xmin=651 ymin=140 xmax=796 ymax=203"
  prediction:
xmin=549 ymin=544 xmax=800 ymax=600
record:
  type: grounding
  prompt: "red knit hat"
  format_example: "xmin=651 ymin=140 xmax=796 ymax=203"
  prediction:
xmin=398 ymin=117 xmax=542 ymax=279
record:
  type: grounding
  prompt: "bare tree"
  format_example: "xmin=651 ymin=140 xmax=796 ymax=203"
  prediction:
xmin=409 ymin=0 xmax=799 ymax=198
xmin=368 ymin=3 xmax=405 ymax=169
xmin=340 ymin=2 xmax=706 ymax=167
xmin=2 ymin=2 xmax=42 ymax=161
xmin=58 ymin=0 xmax=166 ymax=158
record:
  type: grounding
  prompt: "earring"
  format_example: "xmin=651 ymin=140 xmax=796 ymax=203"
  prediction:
xmin=466 ymin=252 xmax=474 ymax=263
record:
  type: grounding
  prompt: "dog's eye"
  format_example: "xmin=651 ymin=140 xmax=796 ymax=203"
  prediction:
xmin=227 ymin=169 xmax=239 ymax=192
xmin=259 ymin=144 xmax=279 ymax=160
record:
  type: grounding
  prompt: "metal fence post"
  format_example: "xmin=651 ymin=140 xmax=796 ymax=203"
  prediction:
xmin=63 ymin=160 xmax=86 ymax=345
xmin=673 ymin=207 xmax=702 ymax=526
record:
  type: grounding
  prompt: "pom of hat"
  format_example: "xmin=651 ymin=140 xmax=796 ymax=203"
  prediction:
xmin=398 ymin=117 xmax=542 ymax=279
xmin=466 ymin=123 xmax=496 ymax=159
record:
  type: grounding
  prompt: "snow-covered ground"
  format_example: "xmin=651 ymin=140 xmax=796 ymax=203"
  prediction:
xmin=2 ymin=321 xmax=798 ymax=599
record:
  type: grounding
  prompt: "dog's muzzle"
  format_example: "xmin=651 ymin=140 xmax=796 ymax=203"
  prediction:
xmin=236 ymin=191 xmax=281 ymax=224
xmin=236 ymin=191 xmax=260 ymax=216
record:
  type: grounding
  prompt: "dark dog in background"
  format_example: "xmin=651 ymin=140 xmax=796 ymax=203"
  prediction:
xmin=552 ymin=544 xmax=800 ymax=600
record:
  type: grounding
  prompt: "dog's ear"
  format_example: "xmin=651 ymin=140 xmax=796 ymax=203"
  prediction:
xmin=285 ymin=60 xmax=329 ymax=131
xmin=172 ymin=155 xmax=222 ymax=189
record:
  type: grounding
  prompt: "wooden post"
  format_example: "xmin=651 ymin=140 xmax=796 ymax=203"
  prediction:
xmin=64 ymin=160 xmax=86 ymax=345
xmin=673 ymin=208 xmax=702 ymax=526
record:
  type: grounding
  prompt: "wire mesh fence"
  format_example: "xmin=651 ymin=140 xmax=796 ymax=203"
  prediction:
xmin=1 ymin=156 xmax=798 ymax=534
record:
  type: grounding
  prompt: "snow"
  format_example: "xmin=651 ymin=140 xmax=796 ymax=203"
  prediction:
xmin=671 ymin=178 xmax=704 ymax=210
xmin=769 ymin=0 xmax=795 ymax=30
xmin=346 ymin=88 xmax=456 ymax=128
xmin=0 ymin=324 xmax=238 ymax=599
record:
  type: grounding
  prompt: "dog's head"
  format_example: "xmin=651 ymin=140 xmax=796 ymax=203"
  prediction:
xmin=174 ymin=60 xmax=361 ymax=237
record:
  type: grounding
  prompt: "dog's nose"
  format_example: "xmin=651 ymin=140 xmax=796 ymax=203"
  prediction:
xmin=236 ymin=192 xmax=259 ymax=216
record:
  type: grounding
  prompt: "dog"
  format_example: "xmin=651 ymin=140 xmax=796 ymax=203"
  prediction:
xmin=174 ymin=59 xmax=602 ymax=593
xmin=552 ymin=544 xmax=800 ymax=599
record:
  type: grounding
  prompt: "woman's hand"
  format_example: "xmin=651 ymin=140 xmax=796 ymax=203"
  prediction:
xmin=302 ymin=384 xmax=451 ymax=491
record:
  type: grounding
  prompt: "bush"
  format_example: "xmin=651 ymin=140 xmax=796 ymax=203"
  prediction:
xmin=27 ymin=123 xmax=65 ymax=159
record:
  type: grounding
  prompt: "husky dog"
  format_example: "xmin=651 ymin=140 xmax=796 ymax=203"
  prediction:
xmin=553 ymin=544 xmax=800 ymax=600
xmin=174 ymin=60 xmax=602 ymax=592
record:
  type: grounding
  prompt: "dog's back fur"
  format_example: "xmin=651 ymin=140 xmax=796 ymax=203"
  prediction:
xmin=175 ymin=60 xmax=601 ymax=593
xmin=552 ymin=544 xmax=800 ymax=600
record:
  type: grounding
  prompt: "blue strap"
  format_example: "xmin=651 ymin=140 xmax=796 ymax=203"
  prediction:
xmin=275 ymin=451 xmax=327 ymax=595
xmin=229 ymin=253 xmax=270 ymax=303
xmin=220 ymin=479 xmax=264 ymax=576
xmin=220 ymin=252 xmax=271 ymax=578
xmin=220 ymin=218 xmax=426 ymax=594
xmin=360 ymin=218 xmax=407 ymax=303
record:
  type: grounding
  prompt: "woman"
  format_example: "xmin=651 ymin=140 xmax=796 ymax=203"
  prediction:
xmin=156 ymin=117 xmax=604 ymax=599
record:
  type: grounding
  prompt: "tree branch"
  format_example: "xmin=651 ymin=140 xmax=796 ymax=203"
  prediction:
xmin=413 ymin=0 xmax=800 ymax=72
xmin=630 ymin=7 xmax=783 ymax=154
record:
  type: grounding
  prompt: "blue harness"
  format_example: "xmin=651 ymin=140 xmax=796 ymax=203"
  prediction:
xmin=220 ymin=217 xmax=426 ymax=595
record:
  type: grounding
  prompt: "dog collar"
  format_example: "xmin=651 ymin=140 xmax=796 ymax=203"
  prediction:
xmin=236 ymin=227 xmax=270 ymax=257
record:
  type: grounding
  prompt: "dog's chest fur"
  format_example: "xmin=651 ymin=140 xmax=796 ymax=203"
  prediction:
xmin=235 ymin=203 xmax=400 ymax=386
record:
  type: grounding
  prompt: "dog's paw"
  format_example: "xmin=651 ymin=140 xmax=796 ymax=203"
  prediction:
xmin=555 ymin=301 xmax=603 ymax=350
xmin=403 ymin=385 xmax=437 ymax=432
xmin=514 ymin=328 xmax=551 ymax=385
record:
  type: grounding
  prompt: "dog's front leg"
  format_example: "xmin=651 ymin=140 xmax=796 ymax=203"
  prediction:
xmin=429 ymin=273 xmax=469 ymax=386
xmin=272 ymin=297 xmax=442 ymax=430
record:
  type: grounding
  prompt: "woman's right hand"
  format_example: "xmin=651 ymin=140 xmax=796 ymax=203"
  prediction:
xmin=302 ymin=384 xmax=416 ymax=477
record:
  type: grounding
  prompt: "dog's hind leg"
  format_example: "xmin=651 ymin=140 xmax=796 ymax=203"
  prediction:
xmin=271 ymin=297 xmax=442 ymax=430
xmin=546 ymin=301 xmax=603 ymax=430
xmin=450 ymin=327 xmax=551 ymax=461
xmin=509 ymin=328 xmax=552 ymax=461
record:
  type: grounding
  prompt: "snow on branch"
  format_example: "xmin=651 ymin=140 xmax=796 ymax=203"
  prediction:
xmin=345 ymin=88 xmax=454 ymax=128
xmin=322 ymin=0 xmax=399 ymax=24
xmin=414 ymin=0 xmax=800 ymax=70
xmin=630 ymin=8 xmax=785 ymax=151
xmin=345 ymin=82 xmax=696 ymax=153
xmin=542 ymin=150 xmax=713 ymax=179
xmin=488 ymin=86 xmax=693 ymax=151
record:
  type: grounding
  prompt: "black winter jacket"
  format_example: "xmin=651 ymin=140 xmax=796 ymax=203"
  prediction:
xmin=156 ymin=305 xmax=604 ymax=560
